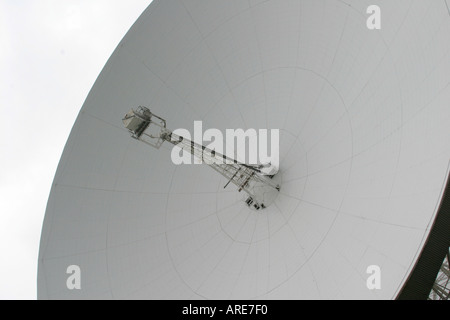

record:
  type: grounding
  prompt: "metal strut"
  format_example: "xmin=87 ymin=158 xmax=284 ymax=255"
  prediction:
xmin=122 ymin=106 xmax=280 ymax=210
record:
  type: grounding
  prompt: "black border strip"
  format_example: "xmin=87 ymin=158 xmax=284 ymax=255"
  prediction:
xmin=397 ymin=167 xmax=450 ymax=300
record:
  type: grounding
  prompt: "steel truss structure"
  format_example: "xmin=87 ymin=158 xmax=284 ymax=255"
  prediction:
xmin=123 ymin=106 xmax=280 ymax=210
xmin=429 ymin=248 xmax=450 ymax=300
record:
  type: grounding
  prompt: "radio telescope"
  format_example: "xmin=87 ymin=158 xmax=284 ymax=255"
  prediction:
xmin=38 ymin=0 xmax=450 ymax=299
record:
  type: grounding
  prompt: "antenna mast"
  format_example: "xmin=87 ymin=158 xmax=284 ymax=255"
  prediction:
xmin=123 ymin=106 xmax=280 ymax=210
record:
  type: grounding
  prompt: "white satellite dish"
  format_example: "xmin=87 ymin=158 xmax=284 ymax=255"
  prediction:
xmin=38 ymin=0 xmax=450 ymax=299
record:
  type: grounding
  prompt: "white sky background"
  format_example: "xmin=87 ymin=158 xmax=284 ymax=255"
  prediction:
xmin=0 ymin=0 xmax=152 ymax=299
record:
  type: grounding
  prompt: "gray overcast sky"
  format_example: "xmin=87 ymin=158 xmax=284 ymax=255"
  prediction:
xmin=0 ymin=0 xmax=152 ymax=299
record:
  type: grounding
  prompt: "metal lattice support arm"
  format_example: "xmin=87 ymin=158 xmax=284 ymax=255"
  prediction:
xmin=123 ymin=106 xmax=280 ymax=210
